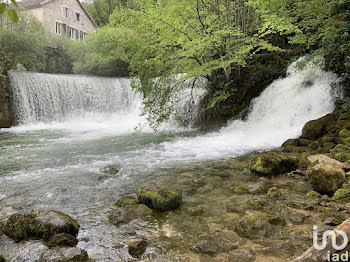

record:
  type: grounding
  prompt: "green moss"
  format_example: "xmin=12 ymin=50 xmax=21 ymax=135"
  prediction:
xmin=114 ymin=196 xmax=139 ymax=207
xmin=250 ymin=153 xmax=299 ymax=176
xmin=232 ymin=182 xmax=248 ymax=194
xmin=3 ymin=213 xmax=39 ymax=242
xmin=335 ymin=152 xmax=350 ymax=162
xmin=332 ymin=187 xmax=350 ymax=202
xmin=282 ymin=145 xmax=310 ymax=153
xmin=339 ymin=129 xmax=350 ymax=138
xmin=305 ymin=191 xmax=322 ymax=200
xmin=340 ymin=137 xmax=350 ymax=147
xmin=137 ymin=184 xmax=182 ymax=211
xmin=46 ymin=233 xmax=78 ymax=247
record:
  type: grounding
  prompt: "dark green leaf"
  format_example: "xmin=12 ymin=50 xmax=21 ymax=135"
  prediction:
xmin=7 ymin=9 xmax=19 ymax=23
xmin=11 ymin=0 xmax=19 ymax=8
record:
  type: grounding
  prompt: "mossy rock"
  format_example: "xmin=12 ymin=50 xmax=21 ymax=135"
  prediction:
xmin=282 ymin=145 xmax=310 ymax=153
xmin=340 ymin=119 xmax=350 ymax=130
xmin=339 ymin=129 xmax=350 ymax=138
xmin=234 ymin=214 xmax=273 ymax=239
xmin=340 ymin=137 xmax=350 ymax=147
xmin=332 ymin=187 xmax=350 ymax=202
xmin=302 ymin=113 xmax=336 ymax=140
xmin=266 ymin=187 xmax=283 ymax=200
xmin=330 ymin=144 xmax=349 ymax=156
xmin=321 ymin=142 xmax=336 ymax=151
xmin=282 ymin=139 xmax=300 ymax=147
xmin=305 ymin=191 xmax=322 ymax=200
xmin=318 ymin=134 xmax=337 ymax=143
xmin=232 ymin=182 xmax=248 ymax=194
xmin=0 ymin=254 xmax=6 ymax=262
xmin=46 ymin=233 xmax=78 ymax=247
xmin=114 ymin=196 xmax=139 ymax=207
xmin=335 ymin=152 xmax=350 ymax=162
xmin=35 ymin=210 xmax=80 ymax=240
xmin=250 ymin=153 xmax=299 ymax=176
xmin=100 ymin=164 xmax=120 ymax=174
xmin=137 ymin=184 xmax=182 ymax=211
xmin=3 ymin=213 xmax=40 ymax=242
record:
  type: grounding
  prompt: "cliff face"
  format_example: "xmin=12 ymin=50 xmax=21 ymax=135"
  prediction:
xmin=0 ymin=79 xmax=13 ymax=128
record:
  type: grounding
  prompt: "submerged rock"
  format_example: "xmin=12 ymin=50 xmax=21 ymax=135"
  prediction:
xmin=114 ymin=195 xmax=139 ymax=207
xmin=309 ymin=163 xmax=345 ymax=195
xmin=192 ymin=240 xmax=219 ymax=255
xmin=234 ymin=215 xmax=273 ymax=239
xmin=46 ymin=233 xmax=78 ymax=247
xmin=40 ymin=247 xmax=89 ymax=262
xmin=137 ymin=184 xmax=182 ymax=211
xmin=109 ymin=204 xmax=151 ymax=226
xmin=267 ymin=187 xmax=283 ymax=200
xmin=250 ymin=153 xmax=299 ymax=176
xmin=228 ymin=247 xmax=256 ymax=262
xmin=248 ymin=180 xmax=268 ymax=194
xmin=128 ymin=239 xmax=148 ymax=258
xmin=35 ymin=210 xmax=80 ymax=239
xmin=232 ymin=181 xmax=249 ymax=194
xmin=100 ymin=164 xmax=120 ymax=174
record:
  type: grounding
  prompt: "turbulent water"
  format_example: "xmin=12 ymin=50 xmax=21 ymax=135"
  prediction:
xmin=0 ymin=59 xmax=343 ymax=261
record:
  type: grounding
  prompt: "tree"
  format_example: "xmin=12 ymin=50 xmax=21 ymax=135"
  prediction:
xmin=108 ymin=0 xmax=278 ymax=129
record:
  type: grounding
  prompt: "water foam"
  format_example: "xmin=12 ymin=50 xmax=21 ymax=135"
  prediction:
xmin=150 ymin=58 xmax=342 ymax=160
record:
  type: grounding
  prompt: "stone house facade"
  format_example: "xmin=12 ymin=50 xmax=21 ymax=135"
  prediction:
xmin=20 ymin=0 xmax=97 ymax=40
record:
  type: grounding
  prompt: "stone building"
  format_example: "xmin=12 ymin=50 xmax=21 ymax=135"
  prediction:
xmin=19 ymin=0 xmax=97 ymax=40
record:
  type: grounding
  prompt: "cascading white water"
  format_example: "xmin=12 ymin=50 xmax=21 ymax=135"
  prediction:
xmin=8 ymin=71 xmax=205 ymax=133
xmin=154 ymin=57 xmax=343 ymax=160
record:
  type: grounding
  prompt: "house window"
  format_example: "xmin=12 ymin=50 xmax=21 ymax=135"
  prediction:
xmin=80 ymin=31 xmax=86 ymax=41
xmin=56 ymin=22 xmax=61 ymax=34
xmin=63 ymin=7 xmax=69 ymax=18
xmin=76 ymin=13 xmax=80 ymax=22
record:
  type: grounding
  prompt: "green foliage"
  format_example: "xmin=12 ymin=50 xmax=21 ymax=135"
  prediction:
xmin=107 ymin=0 xmax=280 ymax=128
xmin=0 ymin=0 xmax=19 ymax=23
xmin=83 ymin=0 xmax=128 ymax=26
xmin=0 ymin=13 xmax=73 ymax=88
xmin=68 ymin=26 xmax=134 ymax=76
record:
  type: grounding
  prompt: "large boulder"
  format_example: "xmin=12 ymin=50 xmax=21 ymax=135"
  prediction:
xmin=250 ymin=153 xmax=299 ymax=176
xmin=3 ymin=213 xmax=39 ymax=242
xmin=302 ymin=113 xmax=336 ymax=140
xmin=307 ymin=154 xmax=343 ymax=168
xmin=137 ymin=184 xmax=182 ymax=211
xmin=3 ymin=210 xmax=80 ymax=243
xmin=109 ymin=204 xmax=151 ymax=226
xmin=309 ymin=163 xmax=345 ymax=195
xmin=40 ymin=247 xmax=89 ymax=262
xmin=35 ymin=210 xmax=80 ymax=239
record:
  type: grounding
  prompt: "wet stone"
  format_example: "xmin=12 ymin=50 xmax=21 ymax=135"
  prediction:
xmin=128 ymin=239 xmax=148 ymax=258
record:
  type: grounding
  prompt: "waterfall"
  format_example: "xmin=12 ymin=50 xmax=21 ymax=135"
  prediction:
xmin=156 ymin=57 xmax=343 ymax=160
xmin=8 ymin=71 xmax=205 ymax=132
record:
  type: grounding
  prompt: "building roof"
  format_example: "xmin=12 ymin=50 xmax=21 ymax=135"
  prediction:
xmin=19 ymin=0 xmax=98 ymax=28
